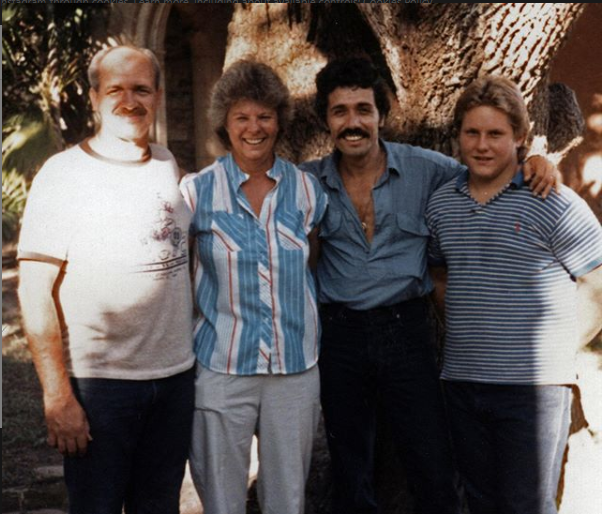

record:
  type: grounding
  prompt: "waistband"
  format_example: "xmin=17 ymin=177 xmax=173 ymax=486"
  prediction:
xmin=319 ymin=296 xmax=428 ymax=325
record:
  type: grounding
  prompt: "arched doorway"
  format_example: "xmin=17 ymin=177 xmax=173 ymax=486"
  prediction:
xmin=164 ymin=5 xmax=233 ymax=173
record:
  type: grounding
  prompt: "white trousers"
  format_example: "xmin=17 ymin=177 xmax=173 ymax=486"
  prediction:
xmin=189 ymin=363 xmax=320 ymax=514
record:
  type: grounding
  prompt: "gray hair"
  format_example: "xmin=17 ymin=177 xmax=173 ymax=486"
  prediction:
xmin=88 ymin=45 xmax=162 ymax=91
xmin=209 ymin=60 xmax=291 ymax=148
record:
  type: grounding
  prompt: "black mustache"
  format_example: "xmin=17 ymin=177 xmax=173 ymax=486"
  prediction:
xmin=338 ymin=128 xmax=369 ymax=140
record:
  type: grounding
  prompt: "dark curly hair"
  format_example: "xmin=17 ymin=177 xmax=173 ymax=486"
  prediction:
xmin=315 ymin=57 xmax=390 ymax=125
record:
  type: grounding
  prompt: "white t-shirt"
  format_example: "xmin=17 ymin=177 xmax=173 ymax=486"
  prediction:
xmin=18 ymin=142 xmax=195 ymax=380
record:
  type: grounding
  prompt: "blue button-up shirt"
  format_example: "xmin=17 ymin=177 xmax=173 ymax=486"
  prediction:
xmin=300 ymin=140 xmax=464 ymax=310
xmin=181 ymin=153 xmax=328 ymax=375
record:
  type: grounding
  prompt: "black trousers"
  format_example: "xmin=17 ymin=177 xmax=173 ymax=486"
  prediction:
xmin=319 ymin=298 xmax=462 ymax=514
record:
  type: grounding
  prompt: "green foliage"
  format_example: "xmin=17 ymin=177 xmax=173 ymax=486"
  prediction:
xmin=2 ymin=170 xmax=29 ymax=242
xmin=2 ymin=5 xmax=108 ymax=137
xmin=2 ymin=4 xmax=110 ymax=155
xmin=2 ymin=4 xmax=109 ymax=240
xmin=3 ymin=111 xmax=63 ymax=179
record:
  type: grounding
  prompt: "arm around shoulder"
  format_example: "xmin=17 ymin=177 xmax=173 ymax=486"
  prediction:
xmin=523 ymin=155 xmax=562 ymax=199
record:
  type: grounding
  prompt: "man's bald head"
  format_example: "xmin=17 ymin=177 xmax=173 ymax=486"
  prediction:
xmin=88 ymin=45 xmax=161 ymax=91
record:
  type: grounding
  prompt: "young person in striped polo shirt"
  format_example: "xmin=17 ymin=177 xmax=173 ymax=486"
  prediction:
xmin=426 ymin=76 xmax=602 ymax=514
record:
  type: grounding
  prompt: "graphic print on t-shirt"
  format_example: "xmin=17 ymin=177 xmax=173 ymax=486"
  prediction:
xmin=138 ymin=193 xmax=189 ymax=278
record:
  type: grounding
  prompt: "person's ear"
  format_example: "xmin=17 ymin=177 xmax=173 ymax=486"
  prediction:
xmin=90 ymin=88 xmax=99 ymax=111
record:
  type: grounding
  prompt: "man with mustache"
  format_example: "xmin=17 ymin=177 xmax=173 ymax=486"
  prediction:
xmin=300 ymin=57 xmax=559 ymax=514
xmin=17 ymin=45 xmax=195 ymax=514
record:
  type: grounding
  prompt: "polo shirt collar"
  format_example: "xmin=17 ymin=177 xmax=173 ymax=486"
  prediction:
xmin=510 ymin=168 xmax=525 ymax=189
xmin=455 ymin=169 xmax=470 ymax=192
xmin=455 ymin=167 xmax=525 ymax=194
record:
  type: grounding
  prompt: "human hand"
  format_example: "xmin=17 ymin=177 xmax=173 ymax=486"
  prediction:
xmin=44 ymin=393 xmax=92 ymax=457
xmin=523 ymin=155 xmax=562 ymax=199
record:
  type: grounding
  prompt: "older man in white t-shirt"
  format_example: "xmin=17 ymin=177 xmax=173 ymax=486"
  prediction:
xmin=17 ymin=45 xmax=195 ymax=514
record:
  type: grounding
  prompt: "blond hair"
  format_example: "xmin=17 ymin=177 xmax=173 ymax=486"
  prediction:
xmin=454 ymin=76 xmax=530 ymax=161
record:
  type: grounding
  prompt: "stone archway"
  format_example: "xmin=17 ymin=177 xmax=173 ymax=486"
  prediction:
xmin=164 ymin=5 xmax=233 ymax=172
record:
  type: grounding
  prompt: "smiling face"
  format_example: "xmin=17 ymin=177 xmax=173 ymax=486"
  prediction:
xmin=326 ymin=87 xmax=384 ymax=162
xmin=89 ymin=48 xmax=160 ymax=145
xmin=460 ymin=105 xmax=524 ymax=190
xmin=225 ymin=99 xmax=279 ymax=173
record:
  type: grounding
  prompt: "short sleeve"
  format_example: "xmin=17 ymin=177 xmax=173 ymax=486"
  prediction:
xmin=179 ymin=172 xmax=198 ymax=212
xmin=300 ymin=170 xmax=328 ymax=232
xmin=434 ymin=158 xmax=466 ymax=191
xmin=551 ymin=193 xmax=602 ymax=278
xmin=179 ymin=172 xmax=203 ymax=238
xmin=17 ymin=159 xmax=75 ymax=265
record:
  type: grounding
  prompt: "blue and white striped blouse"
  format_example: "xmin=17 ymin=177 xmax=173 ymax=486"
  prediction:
xmin=181 ymin=153 xmax=328 ymax=375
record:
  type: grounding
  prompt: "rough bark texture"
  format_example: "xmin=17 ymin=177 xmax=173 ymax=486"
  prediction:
xmin=358 ymin=3 xmax=586 ymax=158
xmin=224 ymin=3 xmax=585 ymax=166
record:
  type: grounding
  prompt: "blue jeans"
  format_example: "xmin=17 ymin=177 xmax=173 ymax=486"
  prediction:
xmin=444 ymin=381 xmax=571 ymax=514
xmin=319 ymin=298 xmax=462 ymax=514
xmin=64 ymin=367 xmax=194 ymax=514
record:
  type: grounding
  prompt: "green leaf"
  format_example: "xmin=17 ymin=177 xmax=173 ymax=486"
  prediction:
xmin=2 ymin=112 xmax=62 ymax=179
xmin=2 ymin=170 xmax=29 ymax=242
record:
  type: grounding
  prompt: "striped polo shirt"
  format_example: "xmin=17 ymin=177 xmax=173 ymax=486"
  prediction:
xmin=180 ymin=153 xmax=328 ymax=376
xmin=426 ymin=170 xmax=602 ymax=385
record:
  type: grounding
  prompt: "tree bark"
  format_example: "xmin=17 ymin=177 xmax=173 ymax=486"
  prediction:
xmin=225 ymin=3 xmax=585 ymax=165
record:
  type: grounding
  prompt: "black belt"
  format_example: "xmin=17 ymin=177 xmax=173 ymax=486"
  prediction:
xmin=319 ymin=296 xmax=427 ymax=324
